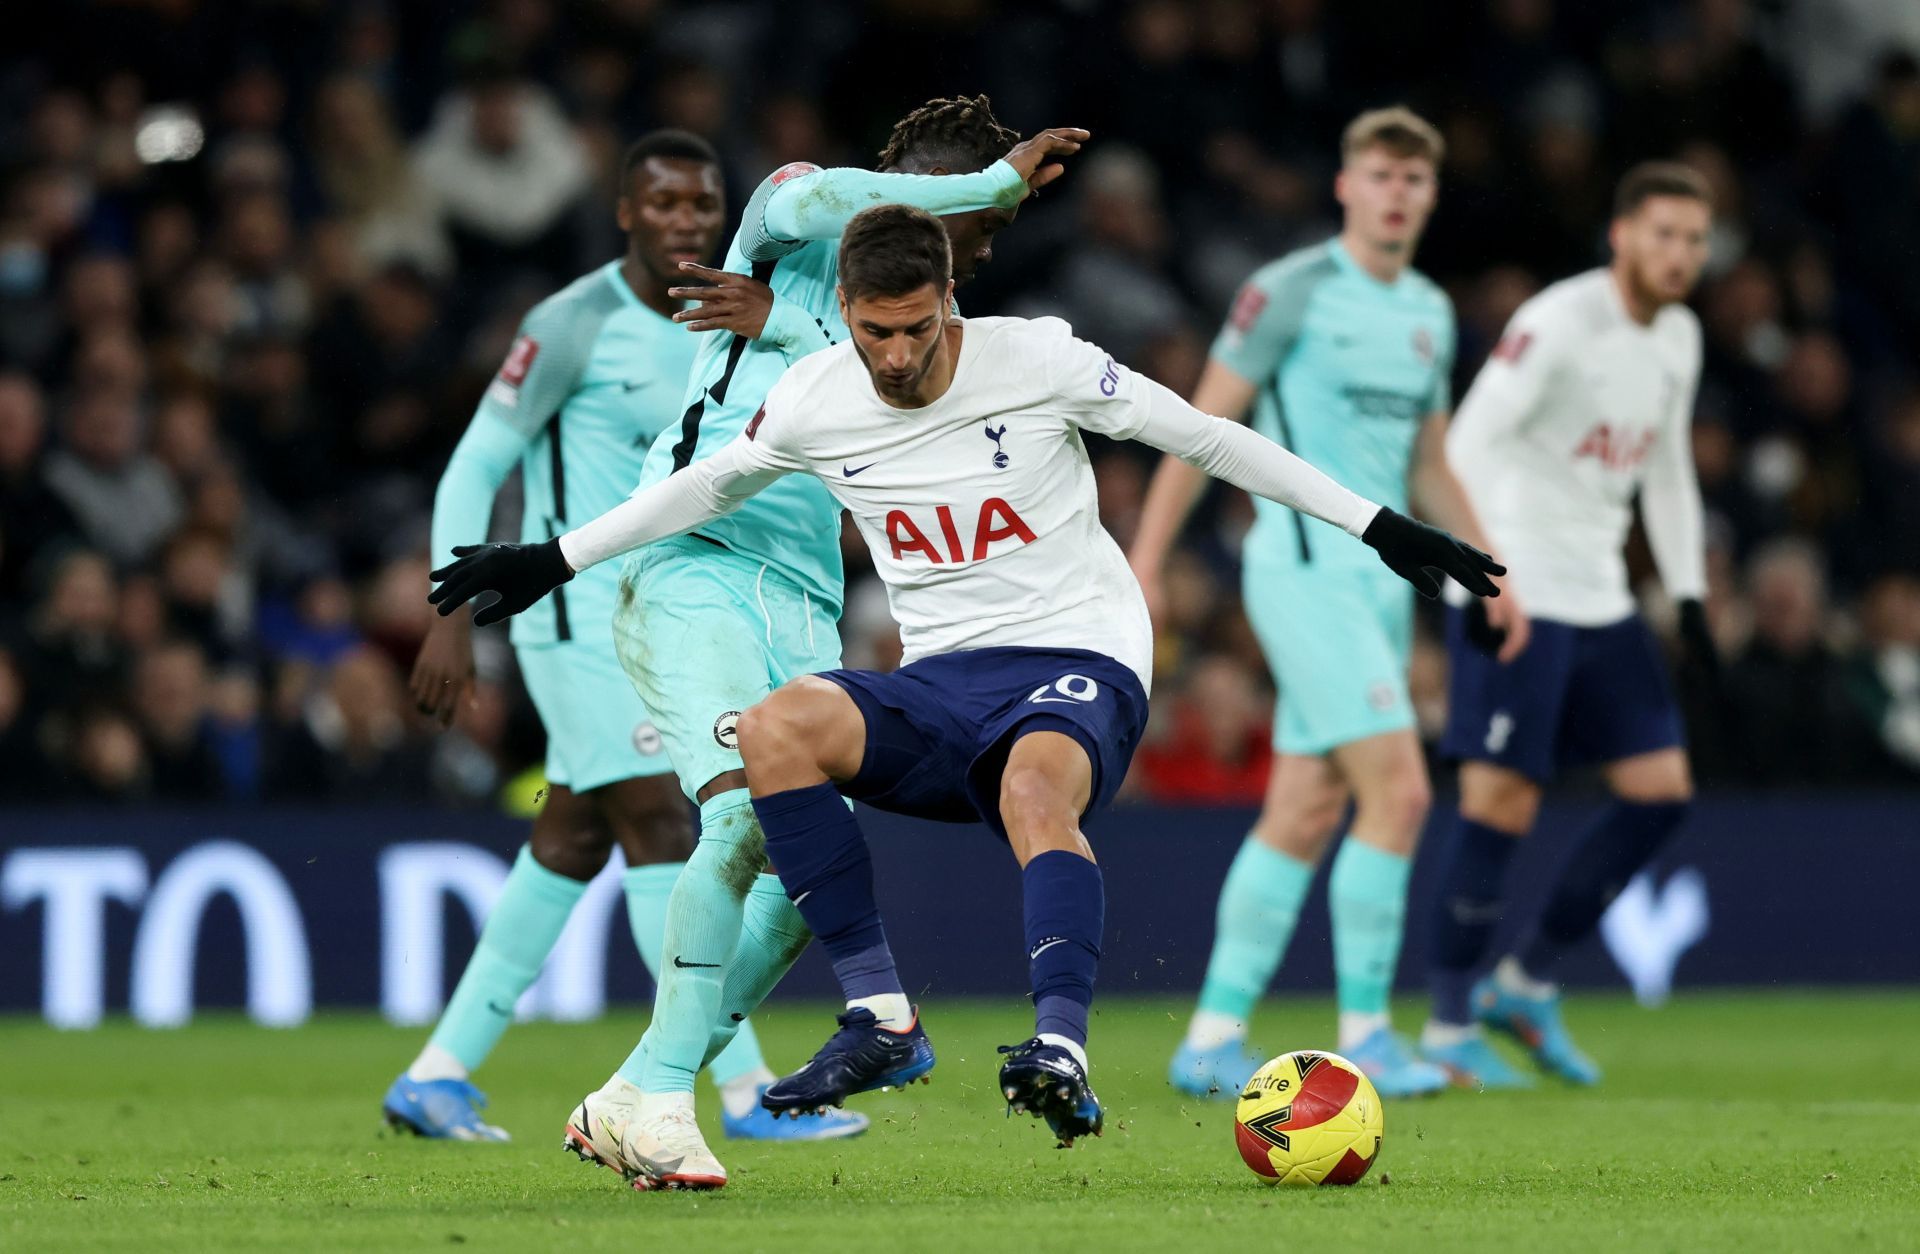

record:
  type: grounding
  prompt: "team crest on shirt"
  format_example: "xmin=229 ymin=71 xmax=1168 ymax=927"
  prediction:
xmin=1411 ymin=326 xmax=1435 ymax=365
xmin=1367 ymin=681 xmax=1398 ymax=712
xmin=985 ymin=423 xmax=1010 ymax=468
xmin=713 ymin=710 xmax=742 ymax=749
xmin=633 ymin=721 xmax=663 ymax=756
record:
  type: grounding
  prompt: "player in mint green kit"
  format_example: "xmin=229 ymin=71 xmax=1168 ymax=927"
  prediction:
xmin=383 ymin=131 xmax=861 ymax=1144
xmin=1131 ymin=108 xmax=1523 ymax=1100
xmin=549 ymin=98 xmax=1088 ymax=1191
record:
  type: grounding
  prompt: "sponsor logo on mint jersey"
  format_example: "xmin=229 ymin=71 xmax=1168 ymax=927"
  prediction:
xmin=632 ymin=722 xmax=663 ymax=756
xmin=842 ymin=462 xmax=877 ymax=478
xmin=984 ymin=423 xmax=1009 ymax=468
xmin=1097 ymin=357 xmax=1120 ymax=396
xmin=712 ymin=710 xmax=742 ymax=749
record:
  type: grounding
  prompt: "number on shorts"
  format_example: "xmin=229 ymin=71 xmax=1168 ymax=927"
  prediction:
xmin=1027 ymin=674 xmax=1100 ymax=704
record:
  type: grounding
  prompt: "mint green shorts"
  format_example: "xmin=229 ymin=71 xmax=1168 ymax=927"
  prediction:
xmin=1243 ymin=561 xmax=1415 ymax=757
xmin=516 ymin=639 xmax=673 ymax=792
xmin=612 ymin=537 xmax=843 ymax=801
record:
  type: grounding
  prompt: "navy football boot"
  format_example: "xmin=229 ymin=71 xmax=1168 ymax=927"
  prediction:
xmin=760 ymin=1007 xmax=935 ymax=1116
xmin=998 ymin=1037 xmax=1104 ymax=1147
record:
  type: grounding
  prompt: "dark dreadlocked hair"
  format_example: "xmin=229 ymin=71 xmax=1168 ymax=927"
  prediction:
xmin=875 ymin=94 xmax=1020 ymax=175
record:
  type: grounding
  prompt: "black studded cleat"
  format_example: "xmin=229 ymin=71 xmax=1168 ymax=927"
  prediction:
xmin=998 ymin=1037 xmax=1104 ymax=1147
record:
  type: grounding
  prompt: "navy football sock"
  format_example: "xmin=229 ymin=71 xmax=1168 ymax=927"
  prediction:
xmin=1023 ymin=850 xmax=1104 ymax=1047
xmin=1518 ymin=799 xmax=1688 ymax=978
xmin=753 ymin=782 xmax=903 ymax=1000
xmin=1428 ymin=814 xmax=1522 ymax=1026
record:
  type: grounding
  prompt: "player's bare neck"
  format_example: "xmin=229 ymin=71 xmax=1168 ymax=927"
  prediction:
xmin=622 ymin=253 xmax=678 ymax=320
xmin=1341 ymin=230 xmax=1408 ymax=284
xmin=1608 ymin=263 xmax=1660 ymax=327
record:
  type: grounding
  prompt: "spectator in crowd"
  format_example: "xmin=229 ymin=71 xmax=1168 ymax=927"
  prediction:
xmin=43 ymin=387 xmax=181 ymax=566
xmin=1718 ymin=539 xmax=1881 ymax=784
xmin=131 ymin=638 xmax=225 ymax=800
xmin=266 ymin=644 xmax=431 ymax=801
xmin=0 ymin=372 xmax=80 ymax=604
xmin=1845 ymin=573 xmax=1920 ymax=779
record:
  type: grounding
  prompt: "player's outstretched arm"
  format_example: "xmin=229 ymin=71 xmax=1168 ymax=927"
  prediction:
xmin=1127 ymin=362 xmax=1258 ymax=614
xmin=1125 ymin=380 xmax=1504 ymax=600
xmin=428 ymin=441 xmax=788 ymax=627
xmin=758 ymin=129 xmax=1087 ymax=244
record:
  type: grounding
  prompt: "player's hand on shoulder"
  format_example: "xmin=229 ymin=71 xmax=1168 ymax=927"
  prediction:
xmin=429 ymin=538 xmax=576 ymax=628
xmin=1003 ymin=127 xmax=1090 ymax=197
xmin=409 ymin=611 xmax=476 ymax=728
xmin=671 ymin=262 xmax=775 ymax=338
xmin=1360 ymin=507 xmax=1505 ymax=601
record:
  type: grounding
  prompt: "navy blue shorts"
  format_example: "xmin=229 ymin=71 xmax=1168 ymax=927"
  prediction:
xmin=818 ymin=647 xmax=1150 ymax=840
xmin=1439 ymin=607 xmax=1684 ymax=783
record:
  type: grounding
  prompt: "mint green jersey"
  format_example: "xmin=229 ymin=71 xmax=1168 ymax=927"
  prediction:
xmin=635 ymin=158 xmax=1029 ymax=614
xmin=438 ymin=260 xmax=698 ymax=646
xmin=1211 ymin=238 xmax=1456 ymax=571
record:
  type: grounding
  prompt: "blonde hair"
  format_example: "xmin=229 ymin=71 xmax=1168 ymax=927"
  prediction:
xmin=1341 ymin=106 xmax=1445 ymax=167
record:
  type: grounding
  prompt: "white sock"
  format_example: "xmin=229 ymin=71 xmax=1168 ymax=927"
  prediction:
xmin=1494 ymin=955 xmax=1557 ymax=1000
xmin=406 ymin=1043 xmax=467 ymax=1083
xmin=1421 ymin=1020 xmax=1479 ymax=1048
xmin=1185 ymin=1010 xmax=1247 ymax=1052
xmin=1038 ymin=1032 xmax=1089 ymax=1074
xmin=637 ymin=1090 xmax=695 ymax=1123
xmin=717 ymin=1066 xmax=777 ymax=1119
xmin=849 ymin=993 xmax=914 ymax=1033
xmin=1338 ymin=1011 xmax=1391 ymax=1051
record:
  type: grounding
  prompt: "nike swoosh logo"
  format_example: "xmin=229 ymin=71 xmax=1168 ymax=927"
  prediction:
xmin=487 ymin=1000 xmax=514 ymax=1017
xmin=793 ymin=891 xmax=812 ymax=905
xmin=1029 ymin=697 xmax=1083 ymax=706
xmin=623 ymin=380 xmax=649 ymax=391
xmin=1029 ymin=938 xmax=1068 ymax=960
xmin=673 ymin=956 xmax=722 ymax=969
xmin=842 ymin=463 xmax=877 ymax=478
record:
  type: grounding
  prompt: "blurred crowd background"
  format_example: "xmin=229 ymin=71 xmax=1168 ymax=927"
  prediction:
xmin=3 ymin=0 xmax=1918 ymax=806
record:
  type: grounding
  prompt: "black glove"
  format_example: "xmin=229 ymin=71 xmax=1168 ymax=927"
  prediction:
xmin=1465 ymin=597 xmax=1507 ymax=655
xmin=1677 ymin=598 xmax=1720 ymax=684
xmin=429 ymin=538 xmax=575 ymax=627
xmin=1360 ymin=507 xmax=1504 ymax=600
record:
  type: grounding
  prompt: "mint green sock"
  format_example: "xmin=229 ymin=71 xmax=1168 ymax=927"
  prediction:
xmin=622 ymin=859 xmax=769 ymax=1090
xmin=1328 ymin=837 xmax=1412 ymax=1016
xmin=1194 ymin=837 xmax=1315 ymax=1025
xmin=623 ymin=789 xmax=761 ymax=1095
xmin=427 ymin=844 xmax=585 ymax=1071
xmin=701 ymin=873 xmax=811 ymax=1070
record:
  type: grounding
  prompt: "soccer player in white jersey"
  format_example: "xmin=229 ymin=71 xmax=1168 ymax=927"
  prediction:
xmin=429 ymin=204 xmax=1505 ymax=1153
xmin=1421 ymin=162 xmax=1721 ymax=1088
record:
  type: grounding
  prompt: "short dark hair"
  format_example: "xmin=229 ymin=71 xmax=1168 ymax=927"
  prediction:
xmin=620 ymin=129 xmax=720 ymax=186
xmin=876 ymin=94 xmax=1019 ymax=174
xmin=1614 ymin=161 xmax=1712 ymax=218
xmin=838 ymin=204 xmax=952 ymax=301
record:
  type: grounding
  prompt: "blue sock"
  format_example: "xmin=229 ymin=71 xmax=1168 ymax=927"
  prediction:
xmin=1427 ymin=815 xmax=1522 ymax=1026
xmin=754 ymin=782 xmax=903 ymax=1000
xmin=1023 ymin=850 xmax=1103 ymax=1046
xmin=1519 ymin=800 xmax=1688 ymax=978
xmin=425 ymin=844 xmax=585 ymax=1072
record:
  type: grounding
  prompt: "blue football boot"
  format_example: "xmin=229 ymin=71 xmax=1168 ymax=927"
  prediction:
xmin=1420 ymin=1028 xmax=1535 ymax=1090
xmin=1474 ymin=976 xmax=1603 ymax=1085
xmin=1168 ymin=1040 xmax=1267 ymax=1100
xmin=761 ymin=1007 xmax=935 ymax=1116
xmin=723 ymin=1087 xmax=870 ymax=1140
xmin=382 ymin=1073 xmax=510 ymax=1141
xmin=999 ymin=1037 xmax=1104 ymax=1147
xmin=1343 ymin=1027 xmax=1450 ymax=1098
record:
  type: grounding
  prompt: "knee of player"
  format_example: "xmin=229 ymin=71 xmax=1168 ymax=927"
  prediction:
xmin=529 ymin=817 xmax=614 ymax=881
xmin=998 ymin=764 xmax=1076 ymax=833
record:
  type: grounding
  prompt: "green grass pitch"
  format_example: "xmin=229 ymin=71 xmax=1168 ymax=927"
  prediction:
xmin=3 ymin=992 xmax=1915 ymax=1252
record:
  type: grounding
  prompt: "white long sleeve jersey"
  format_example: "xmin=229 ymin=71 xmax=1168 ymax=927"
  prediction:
xmin=560 ymin=316 xmax=1380 ymax=691
xmin=1446 ymin=268 xmax=1707 ymax=626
